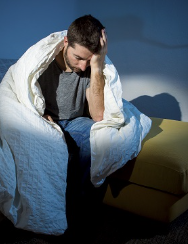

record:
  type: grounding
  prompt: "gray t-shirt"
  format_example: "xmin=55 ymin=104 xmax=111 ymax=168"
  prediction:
xmin=38 ymin=59 xmax=91 ymax=120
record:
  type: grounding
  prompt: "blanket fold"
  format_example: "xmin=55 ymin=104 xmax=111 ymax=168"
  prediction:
xmin=0 ymin=31 xmax=151 ymax=235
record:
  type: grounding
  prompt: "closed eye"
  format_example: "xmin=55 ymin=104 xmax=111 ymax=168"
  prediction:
xmin=74 ymin=55 xmax=83 ymax=60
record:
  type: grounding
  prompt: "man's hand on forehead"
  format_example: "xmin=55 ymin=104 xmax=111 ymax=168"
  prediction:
xmin=90 ymin=29 xmax=108 ymax=71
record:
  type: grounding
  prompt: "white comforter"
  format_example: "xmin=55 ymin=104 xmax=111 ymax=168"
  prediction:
xmin=0 ymin=31 xmax=152 ymax=235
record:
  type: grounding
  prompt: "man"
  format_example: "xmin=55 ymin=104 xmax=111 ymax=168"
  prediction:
xmin=38 ymin=14 xmax=108 ymax=232
xmin=0 ymin=14 xmax=151 ymax=237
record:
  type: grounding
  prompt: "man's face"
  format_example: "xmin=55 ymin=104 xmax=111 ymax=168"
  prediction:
xmin=64 ymin=43 xmax=93 ymax=73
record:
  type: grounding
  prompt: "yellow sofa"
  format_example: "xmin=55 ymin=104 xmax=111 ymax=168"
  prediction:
xmin=103 ymin=117 xmax=188 ymax=223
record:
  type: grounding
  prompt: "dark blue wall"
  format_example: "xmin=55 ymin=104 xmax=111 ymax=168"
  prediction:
xmin=0 ymin=0 xmax=188 ymax=121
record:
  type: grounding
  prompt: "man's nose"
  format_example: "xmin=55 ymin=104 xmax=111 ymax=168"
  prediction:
xmin=79 ymin=60 xmax=89 ymax=71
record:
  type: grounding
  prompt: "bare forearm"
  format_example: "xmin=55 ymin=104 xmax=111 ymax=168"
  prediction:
xmin=87 ymin=29 xmax=107 ymax=122
xmin=88 ymin=69 xmax=105 ymax=121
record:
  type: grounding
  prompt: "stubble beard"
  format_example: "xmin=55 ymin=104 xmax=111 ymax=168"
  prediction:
xmin=64 ymin=47 xmax=81 ymax=73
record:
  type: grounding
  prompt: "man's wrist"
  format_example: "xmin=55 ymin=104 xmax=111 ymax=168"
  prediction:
xmin=91 ymin=66 xmax=103 ymax=75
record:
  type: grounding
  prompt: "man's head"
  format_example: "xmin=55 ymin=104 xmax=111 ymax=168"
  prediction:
xmin=67 ymin=14 xmax=105 ymax=54
xmin=63 ymin=15 xmax=105 ymax=72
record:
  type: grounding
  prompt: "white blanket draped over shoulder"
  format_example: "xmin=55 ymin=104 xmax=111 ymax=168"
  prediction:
xmin=0 ymin=31 xmax=152 ymax=235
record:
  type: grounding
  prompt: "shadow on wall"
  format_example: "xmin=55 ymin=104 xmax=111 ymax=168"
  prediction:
xmin=107 ymin=15 xmax=188 ymax=49
xmin=130 ymin=93 xmax=181 ymax=121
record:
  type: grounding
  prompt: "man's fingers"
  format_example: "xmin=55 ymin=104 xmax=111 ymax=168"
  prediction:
xmin=103 ymin=29 xmax=107 ymax=42
xmin=100 ymin=29 xmax=107 ymax=46
xmin=99 ymin=29 xmax=107 ymax=56
xmin=43 ymin=114 xmax=54 ymax=122
xmin=48 ymin=115 xmax=54 ymax=122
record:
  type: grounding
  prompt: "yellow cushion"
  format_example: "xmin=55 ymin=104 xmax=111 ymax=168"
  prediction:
xmin=110 ymin=118 xmax=188 ymax=195
xmin=103 ymin=183 xmax=188 ymax=222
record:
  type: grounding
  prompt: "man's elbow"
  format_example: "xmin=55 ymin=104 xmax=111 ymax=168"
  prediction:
xmin=92 ymin=112 xmax=104 ymax=122
xmin=94 ymin=116 xmax=103 ymax=122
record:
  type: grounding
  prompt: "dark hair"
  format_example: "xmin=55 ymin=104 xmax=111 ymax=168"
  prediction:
xmin=67 ymin=15 xmax=105 ymax=53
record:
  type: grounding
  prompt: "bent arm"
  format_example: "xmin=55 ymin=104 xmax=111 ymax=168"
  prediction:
xmin=86 ymin=29 xmax=107 ymax=122
xmin=86 ymin=69 xmax=105 ymax=122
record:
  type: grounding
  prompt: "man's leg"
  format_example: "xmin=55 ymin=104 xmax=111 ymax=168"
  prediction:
xmin=63 ymin=116 xmax=107 ymax=206
xmin=57 ymin=118 xmax=95 ymax=227
xmin=64 ymin=117 xmax=94 ymax=189
xmin=57 ymin=117 xmax=107 ymax=238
